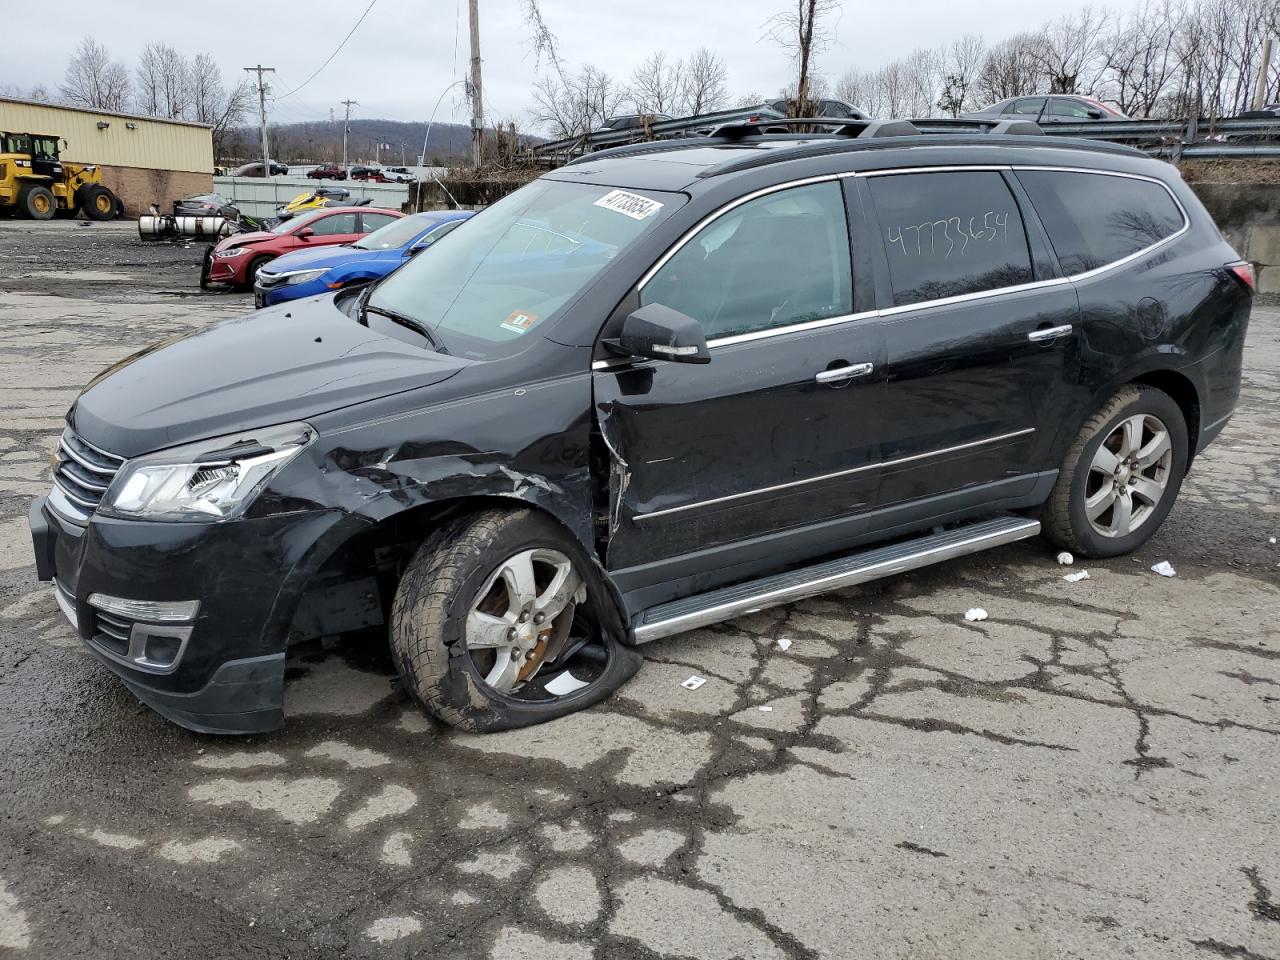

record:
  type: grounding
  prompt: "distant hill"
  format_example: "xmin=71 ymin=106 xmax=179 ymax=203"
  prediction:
xmin=222 ymin=118 xmax=541 ymax=167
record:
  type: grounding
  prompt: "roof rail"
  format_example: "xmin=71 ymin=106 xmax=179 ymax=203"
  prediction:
xmin=708 ymin=117 xmax=921 ymax=140
xmin=910 ymin=117 xmax=1044 ymax=136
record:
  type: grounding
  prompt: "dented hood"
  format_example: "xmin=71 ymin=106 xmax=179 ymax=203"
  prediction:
xmin=70 ymin=295 xmax=467 ymax=458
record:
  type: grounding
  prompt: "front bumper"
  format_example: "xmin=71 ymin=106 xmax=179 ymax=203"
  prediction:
xmin=28 ymin=495 xmax=340 ymax=735
xmin=253 ymin=277 xmax=324 ymax=308
xmin=203 ymin=251 xmax=252 ymax=285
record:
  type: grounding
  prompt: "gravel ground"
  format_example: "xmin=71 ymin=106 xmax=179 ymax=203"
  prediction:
xmin=0 ymin=219 xmax=1278 ymax=960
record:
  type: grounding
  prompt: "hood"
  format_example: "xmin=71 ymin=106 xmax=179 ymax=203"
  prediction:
xmin=261 ymin=244 xmax=393 ymax=275
xmin=216 ymin=230 xmax=277 ymax=250
xmin=70 ymin=295 xmax=467 ymax=458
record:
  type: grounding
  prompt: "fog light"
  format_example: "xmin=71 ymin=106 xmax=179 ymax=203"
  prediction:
xmin=87 ymin=594 xmax=199 ymax=623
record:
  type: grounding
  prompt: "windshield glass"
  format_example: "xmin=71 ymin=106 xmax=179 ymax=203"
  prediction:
xmin=368 ymin=180 xmax=680 ymax=359
xmin=354 ymin=212 xmax=443 ymax=250
xmin=269 ymin=208 xmax=329 ymax=235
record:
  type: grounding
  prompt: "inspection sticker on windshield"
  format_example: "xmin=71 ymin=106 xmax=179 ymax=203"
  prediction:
xmin=593 ymin=189 xmax=664 ymax=220
xmin=501 ymin=310 xmax=538 ymax=334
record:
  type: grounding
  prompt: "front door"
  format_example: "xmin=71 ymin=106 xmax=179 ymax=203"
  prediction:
xmin=861 ymin=169 xmax=1081 ymax=512
xmin=594 ymin=180 xmax=888 ymax=595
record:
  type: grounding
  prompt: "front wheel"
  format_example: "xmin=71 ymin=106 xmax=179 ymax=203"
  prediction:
xmin=1042 ymin=385 xmax=1188 ymax=558
xmin=390 ymin=508 xmax=641 ymax=732
xmin=80 ymin=184 xmax=117 ymax=221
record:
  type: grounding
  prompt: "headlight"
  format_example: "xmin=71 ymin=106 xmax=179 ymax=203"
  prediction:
xmin=282 ymin=269 xmax=329 ymax=286
xmin=102 ymin=422 xmax=314 ymax=522
xmin=214 ymin=246 xmax=247 ymax=258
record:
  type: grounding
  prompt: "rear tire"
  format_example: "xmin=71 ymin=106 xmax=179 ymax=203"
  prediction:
xmin=1042 ymin=385 xmax=1188 ymax=558
xmin=80 ymin=184 xmax=117 ymax=221
xmin=19 ymin=184 xmax=55 ymax=220
xmin=390 ymin=508 xmax=641 ymax=733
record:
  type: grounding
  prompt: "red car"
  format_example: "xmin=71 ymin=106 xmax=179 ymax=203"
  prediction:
xmin=201 ymin=207 xmax=403 ymax=290
xmin=308 ymin=164 xmax=347 ymax=180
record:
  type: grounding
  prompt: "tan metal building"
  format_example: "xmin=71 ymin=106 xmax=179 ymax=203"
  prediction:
xmin=0 ymin=97 xmax=213 ymax=216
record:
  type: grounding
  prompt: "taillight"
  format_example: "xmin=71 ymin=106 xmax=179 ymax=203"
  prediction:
xmin=1227 ymin=260 xmax=1256 ymax=291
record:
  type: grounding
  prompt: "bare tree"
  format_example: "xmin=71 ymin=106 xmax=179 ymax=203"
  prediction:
xmin=1099 ymin=0 xmax=1183 ymax=117
xmin=763 ymin=0 xmax=842 ymax=116
xmin=61 ymin=36 xmax=131 ymax=112
xmin=681 ymin=47 xmax=729 ymax=116
xmin=937 ymin=34 xmax=987 ymax=115
xmin=1 ymin=83 xmax=54 ymax=103
xmin=630 ymin=51 xmax=684 ymax=115
xmin=1033 ymin=7 xmax=1111 ymax=94
xmin=190 ymin=53 xmax=253 ymax=161
xmin=532 ymin=65 xmax=627 ymax=139
xmin=974 ymin=33 xmax=1043 ymax=103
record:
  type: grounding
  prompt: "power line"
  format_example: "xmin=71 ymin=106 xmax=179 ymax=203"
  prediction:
xmin=277 ymin=0 xmax=379 ymax=99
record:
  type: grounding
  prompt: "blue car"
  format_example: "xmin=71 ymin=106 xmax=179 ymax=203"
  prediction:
xmin=253 ymin=209 xmax=473 ymax=308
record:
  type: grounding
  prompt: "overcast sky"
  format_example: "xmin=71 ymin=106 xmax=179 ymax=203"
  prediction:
xmin=3 ymin=0 xmax=1151 ymax=131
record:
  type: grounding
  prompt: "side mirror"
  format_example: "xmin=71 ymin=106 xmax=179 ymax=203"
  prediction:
xmin=1087 ymin=108 xmax=1105 ymax=119
xmin=406 ymin=241 xmax=430 ymax=256
xmin=298 ymin=227 xmax=314 ymax=239
xmin=604 ymin=303 xmax=710 ymax=364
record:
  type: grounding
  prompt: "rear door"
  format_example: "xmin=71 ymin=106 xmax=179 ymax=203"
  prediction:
xmin=360 ymin=211 xmax=399 ymax=234
xmin=862 ymin=168 xmax=1081 ymax=512
xmin=306 ymin=211 xmax=361 ymax=246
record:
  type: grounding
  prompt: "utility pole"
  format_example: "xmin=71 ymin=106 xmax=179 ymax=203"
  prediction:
xmin=1253 ymin=37 xmax=1274 ymax=111
xmin=468 ymin=0 xmax=484 ymax=167
xmin=340 ymin=99 xmax=358 ymax=171
xmin=243 ymin=65 xmax=275 ymax=176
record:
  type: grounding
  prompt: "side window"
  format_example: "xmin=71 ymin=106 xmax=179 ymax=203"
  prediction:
xmin=309 ymin=212 xmax=358 ymax=236
xmin=640 ymin=181 xmax=852 ymax=340
xmin=867 ymin=171 xmax=1034 ymax=307
xmin=362 ymin=212 xmax=398 ymax=232
xmin=1016 ymin=171 xmax=1185 ymax=275
xmin=1048 ymin=98 xmax=1092 ymax=118
xmin=1011 ymin=98 xmax=1046 ymax=116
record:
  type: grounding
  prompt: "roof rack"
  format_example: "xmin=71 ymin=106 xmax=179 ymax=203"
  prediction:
xmin=909 ymin=117 xmax=1045 ymax=136
xmin=708 ymin=117 xmax=921 ymax=140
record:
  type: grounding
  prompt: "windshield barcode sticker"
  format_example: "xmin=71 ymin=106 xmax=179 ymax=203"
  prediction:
xmin=594 ymin=190 xmax=663 ymax=220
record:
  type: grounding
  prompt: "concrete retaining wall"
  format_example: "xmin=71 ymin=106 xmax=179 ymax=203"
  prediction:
xmin=1190 ymin=181 xmax=1280 ymax=293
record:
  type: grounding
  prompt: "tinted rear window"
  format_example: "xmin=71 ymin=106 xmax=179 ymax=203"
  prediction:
xmin=1016 ymin=171 xmax=1185 ymax=275
xmin=868 ymin=171 xmax=1034 ymax=307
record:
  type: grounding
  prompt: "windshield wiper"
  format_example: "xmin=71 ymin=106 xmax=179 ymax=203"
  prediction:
xmin=361 ymin=298 xmax=446 ymax=353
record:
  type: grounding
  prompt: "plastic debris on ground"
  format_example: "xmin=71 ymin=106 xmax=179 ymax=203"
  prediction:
xmin=758 ymin=705 xmax=774 ymax=712
xmin=1063 ymin=570 xmax=1090 ymax=583
xmin=964 ymin=608 xmax=988 ymax=622
xmin=1151 ymin=560 xmax=1176 ymax=577
xmin=544 ymin=671 xmax=590 ymax=695
xmin=1057 ymin=551 xmax=1074 ymax=565
xmin=1270 ymin=537 xmax=1277 ymax=545
xmin=680 ymin=675 xmax=707 ymax=690
xmin=776 ymin=637 xmax=793 ymax=652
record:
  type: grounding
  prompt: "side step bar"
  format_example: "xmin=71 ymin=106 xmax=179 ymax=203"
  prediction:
xmin=632 ymin=515 xmax=1040 ymax=643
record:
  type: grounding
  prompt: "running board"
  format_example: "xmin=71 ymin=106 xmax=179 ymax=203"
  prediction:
xmin=631 ymin=515 xmax=1040 ymax=643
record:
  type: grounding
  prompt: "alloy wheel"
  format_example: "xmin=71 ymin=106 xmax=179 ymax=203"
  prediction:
xmin=465 ymin=548 xmax=587 ymax=694
xmin=1084 ymin=413 xmax=1173 ymax=538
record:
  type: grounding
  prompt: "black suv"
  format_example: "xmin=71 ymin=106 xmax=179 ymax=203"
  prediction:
xmin=29 ymin=117 xmax=1251 ymax=735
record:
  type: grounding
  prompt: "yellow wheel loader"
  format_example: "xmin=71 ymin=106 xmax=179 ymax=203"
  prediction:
xmin=0 ymin=131 xmax=119 ymax=221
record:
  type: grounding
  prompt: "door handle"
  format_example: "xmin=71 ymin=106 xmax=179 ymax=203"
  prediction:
xmin=1027 ymin=324 xmax=1073 ymax=343
xmin=815 ymin=362 xmax=874 ymax=384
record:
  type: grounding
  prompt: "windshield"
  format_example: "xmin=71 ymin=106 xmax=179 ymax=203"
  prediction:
xmin=368 ymin=180 xmax=680 ymax=359
xmin=354 ymin=213 xmax=444 ymax=250
xmin=269 ymin=208 xmax=329 ymax=234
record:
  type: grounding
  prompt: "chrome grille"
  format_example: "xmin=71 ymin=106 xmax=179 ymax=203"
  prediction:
xmin=51 ymin=428 xmax=124 ymax=521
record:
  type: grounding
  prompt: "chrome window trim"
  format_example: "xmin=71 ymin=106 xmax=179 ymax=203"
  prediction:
xmin=633 ymin=427 xmax=1035 ymax=521
xmin=618 ymin=163 xmax=1191 ymax=354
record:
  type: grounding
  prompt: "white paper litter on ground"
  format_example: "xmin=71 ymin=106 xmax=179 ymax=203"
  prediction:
xmin=776 ymin=637 xmax=793 ymax=652
xmin=964 ymin=608 xmax=988 ymax=622
xmin=681 ymin=676 xmax=707 ymax=690
xmin=1057 ymin=551 xmax=1074 ymax=565
xmin=1151 ymin=560 xmax=1176 ymax=577
xmin=758 ymin=705 xmax=774 ymax=712
xmin=1063 ymin=570 xmax=1090 ymax=583
xmin=1270 ymin=537 xmax=1277 ymax=545
xmin=544 ymin=672 xmax=590 ymax=695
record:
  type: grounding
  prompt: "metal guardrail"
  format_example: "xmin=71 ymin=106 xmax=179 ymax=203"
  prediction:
xmin=532 ymin=111 xmax=1280 ymax=163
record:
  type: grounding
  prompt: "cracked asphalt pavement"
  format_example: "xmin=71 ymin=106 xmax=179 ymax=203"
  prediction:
xmin=1 ymin=219 xmax=1279 ymax=960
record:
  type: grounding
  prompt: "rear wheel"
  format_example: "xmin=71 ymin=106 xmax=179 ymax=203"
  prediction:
xmin=80 ymin=184 xmax=117 ymax=221
xmin=390 ymin=508 xmax=641 ymax=732
xmin=1042 ymin=385 xmax=1188 ymax=557
xmin=19 ymin=184 xmax=55 ymax=220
